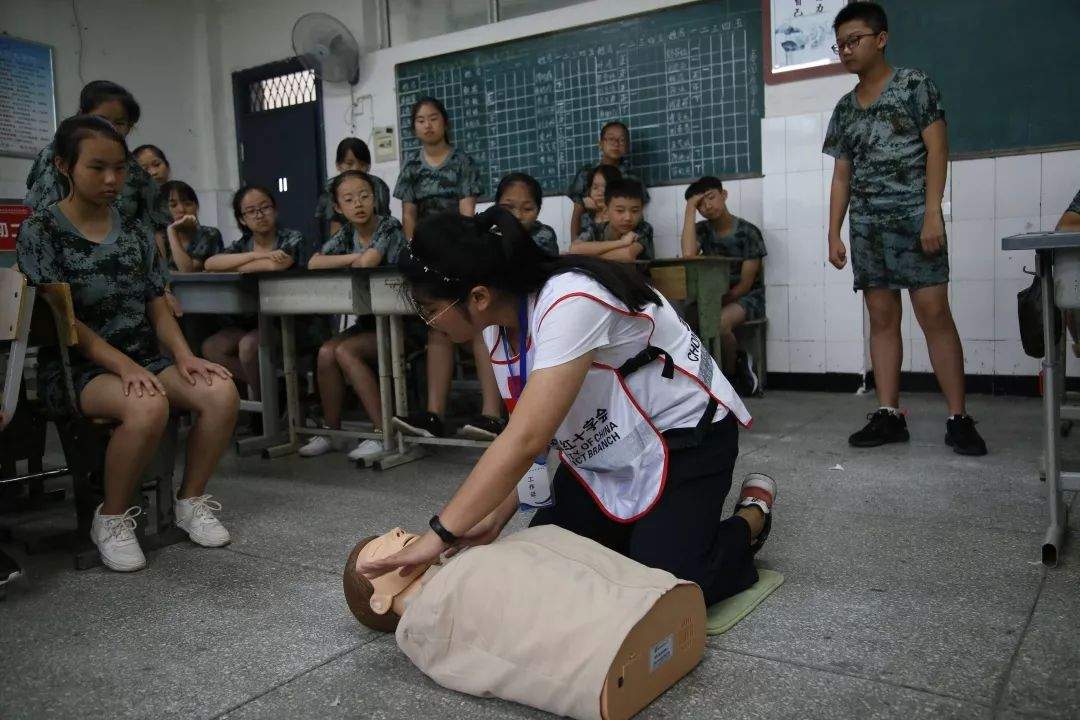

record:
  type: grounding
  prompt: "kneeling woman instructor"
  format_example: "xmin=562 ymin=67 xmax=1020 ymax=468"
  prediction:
xmin=358 ymin=207 xmax=776 ymax=605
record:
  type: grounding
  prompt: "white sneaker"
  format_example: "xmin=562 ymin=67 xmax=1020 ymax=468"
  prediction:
xmin=347 ymin=439 xmax=385 ymax=461
xmin=175 ymin=495 xmax=231 ymax=547
xmin=91 ymin=505 xmax=146 ymax=572
xmin=299 ymin=435 xmax=335 ymax=457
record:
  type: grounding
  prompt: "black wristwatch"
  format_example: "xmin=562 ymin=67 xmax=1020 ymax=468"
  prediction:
xmin=429 ymin=515 xmax=458 ymax=545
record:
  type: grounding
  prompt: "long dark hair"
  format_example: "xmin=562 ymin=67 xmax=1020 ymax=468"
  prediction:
xmin=232 ymin=185 xmax=276 ymax=239
xmin=495 ymin=172 xmax=543 ymax=209
xmin=335 ymin=137 xmax=371 ymax=165
xmin=54 ymin=114 xmax=129 ymax=171
xmin=132 ymin=143 xmax=169 ymax=168
xmin=401 ymin=206 xmax=660 ymax=311
xmin=78 ymin=80 xmax=141 ymax=123
xmin=161 ymin=179 xmax=198 ymax=206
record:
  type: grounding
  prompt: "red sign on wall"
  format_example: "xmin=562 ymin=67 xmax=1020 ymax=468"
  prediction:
xmin=0 ymin=202 xmax=31 ymax=251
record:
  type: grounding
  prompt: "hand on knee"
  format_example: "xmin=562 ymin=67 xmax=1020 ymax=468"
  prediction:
xmin=194 ymin=380 xmax=240 ymax=422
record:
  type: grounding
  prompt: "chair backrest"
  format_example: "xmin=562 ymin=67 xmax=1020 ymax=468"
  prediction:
xmin=1 ymin=268 xmax=35 ymax=428
xmin=0 ymin=268 xmax=27 ymax=342
xmin=29 ymin=283 xmax=77 ymax=348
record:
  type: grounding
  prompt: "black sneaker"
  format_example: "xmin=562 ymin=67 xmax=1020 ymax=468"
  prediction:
xmin=945 ymin=414 xmax=988 ymax=456
xmin=0 ymin=547 xmax=22 ymax=589
xmin=458 ymin=415 xmax=506 ymax=441
xmin=848 ymin=409 xmax=910 ymax=447
xmin=392 ymin=412 xmax=446 ymax=438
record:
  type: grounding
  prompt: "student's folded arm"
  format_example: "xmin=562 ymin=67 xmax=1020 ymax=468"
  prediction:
xmin=307 ymin=253 xmax=356 ymax=270
xmin=921 ymin=119 xmax=948 ymax=212
xmin=204 ymin=251 xmax=259 ymax=271
xmin=352 ymin=248 xmax=384 ymax=268
xmin=599 ymin=243 xmax=644 ymax=263
xmin=237 ymin=257 xmax=294 ymax=273
xmin=459 ymin=196 xmax=477 ymax=217
xmin=167 ymin=227 xmax=200 ymax=273
xmin=401 ymin=202 xmax=418 ymax=240
xmin=436 ymin=353 xmax=593 ymax=539
xmin=569 ymin=238 xmax=628 ymax=255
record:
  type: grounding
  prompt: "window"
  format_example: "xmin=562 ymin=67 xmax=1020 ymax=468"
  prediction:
xmin=249 ymin=69 xmax=317 ymax=112
xmin=498 ymin=0 xmax=584 ymax=21
xmin=389 ymin=0 xmax=490 ymax=44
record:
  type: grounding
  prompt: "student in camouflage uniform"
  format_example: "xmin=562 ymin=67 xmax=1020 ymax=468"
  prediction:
xmin=160 ymin=180 xmax=224 ymax=272
xmin=680 ymin=176 xmax=766 ymax=393
xmin=571 ymin=178 xmax=655 ymax=262
xmin=567 ymin=121 xmax=647 ymax=238
xmin=314 ymin=138 xmax=391 ymax=237
xmin=495 ymin=172 xmax=560 ymax=257
xmin=390 ymin=97 xmax=502 ymax=442
xmin=24 ymin=82 xmax=170 ymax=236
xmin=300 ymin=171 xmax=407 ymax=460
xmin=17 ymin=115 xmax=238 ymax=572
xmin=393 ymin=97 xmax=482 ymax=240
xmin=202 ymin=186 xmax=327 ymax=403
xmin=823 ymin=1 xmax=986 ymax=455
xmin=577 ymin=164 xmax=623 ymax=237
xmin=134 ymin=144 xmax=171 ymax=186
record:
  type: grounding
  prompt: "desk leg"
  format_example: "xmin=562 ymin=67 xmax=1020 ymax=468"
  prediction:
xmin=236 ymin=312 xmax=284 ymax=456
xmin=373 ymin=315 xmax=426 ymax=470
xmin=1040 ymin=249 xmax=1067 ymax=566
xmin=693 ymin=265 xmax=729 ymax=371
xmin=264 ymin=316 xmax=300 ymax=458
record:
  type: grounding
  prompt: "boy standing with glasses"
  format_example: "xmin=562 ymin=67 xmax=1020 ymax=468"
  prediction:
xmin=822 ymin=1 xmax=987 ymax=455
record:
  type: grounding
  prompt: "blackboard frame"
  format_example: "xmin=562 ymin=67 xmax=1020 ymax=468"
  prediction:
xmin=0 ymin=34 xmax=58 ymax=160
xmin=393 ymin=0 xmax=765 ymax=198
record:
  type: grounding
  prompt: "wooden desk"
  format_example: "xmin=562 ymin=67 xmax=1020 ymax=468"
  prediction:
xmin=648 ymin=257 xmax=736 ymax=360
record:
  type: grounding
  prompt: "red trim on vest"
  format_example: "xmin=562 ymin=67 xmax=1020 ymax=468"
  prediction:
xmin=487 ymin=326 xmax=533 ymax=365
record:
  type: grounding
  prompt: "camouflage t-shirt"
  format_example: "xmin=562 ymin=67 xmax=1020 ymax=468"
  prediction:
xmin=167 ymin=224 xmax=224 ymax=270
xmin=320 ymin=215 xmax=406 ymax=265
xmin=695 ymin=216 xmax=767 ymax=294
xmin=822 ymin=67 xmax=945 ymax=222
xmin=392 ymin=147 xmax=482 ymax=222
xmin=17 ymin=205 xmax=171 ymax=411
xmin=576 ymin=219 xmax=655 ymax=260
xmin=565 ymin=158 xmax=648 ymax=204
xmin=24 ymin=142 xmax=171 ymax=233
xmin=530 ymin=222 xmax=559 ymax=257
xmin=223 ymin=227 xmax=305 ymax=262
xmin=314 ymin=173 xmax=392 ymax=230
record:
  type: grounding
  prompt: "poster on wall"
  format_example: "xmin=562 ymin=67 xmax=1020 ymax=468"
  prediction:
xmin=763 ymin=0 xmax=849 ymax=84
xmin=0 ymin=35 xmax=58 ymax=159
xmin=0 ymin=201 xmax=32 ymax=251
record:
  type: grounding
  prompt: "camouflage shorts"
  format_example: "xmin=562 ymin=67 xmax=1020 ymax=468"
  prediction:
xmin=735 ymin=288 xmax=766 ymax=322
xmin=850 ymin=213 xmax=949 ymax=291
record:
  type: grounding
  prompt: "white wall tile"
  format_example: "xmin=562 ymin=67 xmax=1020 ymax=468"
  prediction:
xmin=789 ymin=340 xmax=826 ymax=372
xmin=900 ymin=337 xmax=913 ymax=373
xmin=951 ymin=280 xmax=995 ymax=340
xmin=762 ymin=117 xmax=786 ymax=176
xmin=785 ymin=113 xmax=822 ymax=173
xmin=994 ymin=339 xmax=1038 ymax=376
xmin=765 ymin=285 xmax=789 ymax=340
xmin=763 ymin=173 xmax=787 ymax=229
xmin=762 ymin=229 xmax=789 ymax=285
xmin=786 ymin=170 xmax=824 ymax=229
xmin=766 ymin=340 xmax=790 ymax=373
xmin=963 ymin=340 xmax=995 ymax=374
xmin=949 ymin=218 xmax=996 ymax=280
xmin=993 ymin=277 xmax=1029 ymax=341
xmin=994 ymin=154 xmax=1042 ymax=219
xmin=740 ymin=177 xmax=764 ymax=229
xmin=900 ymin=288 xmax=914 ymax=339
xmin=824 ymin=284 xmax=863 ymax=342
xmin=1040 ymin=149 xmax=1080 ymax=219
xmin=818 ymin=111 xmax=832 ymax=154
xmin=788 ymin=285 xmax=825 ymax=341
xmin=723 ymin=181 xmax=742 ymax=218
xmin=827 ymin=340 xmax=864 ymax=373
xmin=787 ymin=225 xmax=825 ymax=286
xmin=951 ymin=158 xmax=995 ymax=221
xmin=994 ymin=217 xmax=1041 ymax=282
xmin=646 ymin=185 xmax=681 ymax=258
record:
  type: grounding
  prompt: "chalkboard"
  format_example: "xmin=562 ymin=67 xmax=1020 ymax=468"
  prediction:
xmin=884 ymin=0 xmax=1080 ymax=158
xmin=395 ymin=0 xmax=763 ymax=198
xmin=0 ymin=35 xmax=57 ymax=159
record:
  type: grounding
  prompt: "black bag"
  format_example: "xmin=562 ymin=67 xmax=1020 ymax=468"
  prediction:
xmin=1017 ymin=274 xmax=1061 ymax=358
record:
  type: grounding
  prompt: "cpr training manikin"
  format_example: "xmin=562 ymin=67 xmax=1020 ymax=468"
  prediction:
xmin=344 ymin=525 xmax=707 ymax=720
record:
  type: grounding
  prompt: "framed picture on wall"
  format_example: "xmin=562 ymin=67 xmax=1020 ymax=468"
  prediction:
xmin=763 ymin=0 xmax=850 ymax=84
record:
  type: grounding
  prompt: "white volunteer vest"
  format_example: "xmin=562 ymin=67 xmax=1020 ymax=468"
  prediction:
xmin=483 ymin=272 xmax=751 ymax=523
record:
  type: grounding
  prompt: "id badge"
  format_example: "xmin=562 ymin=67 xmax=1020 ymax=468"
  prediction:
xmin=517 ymin=455 xmax=554 ymax=510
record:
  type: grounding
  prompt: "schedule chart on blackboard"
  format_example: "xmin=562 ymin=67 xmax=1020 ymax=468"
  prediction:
xmin=395 ymin=1 xmax=763 ymax=198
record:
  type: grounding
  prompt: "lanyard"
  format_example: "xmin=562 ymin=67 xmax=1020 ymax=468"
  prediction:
xmin=501 ymin=298 xmax=529 ymax=401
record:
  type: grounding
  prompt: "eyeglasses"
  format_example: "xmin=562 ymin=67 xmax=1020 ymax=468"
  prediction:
xmin=602 ymin=135 xmax=628 ymax=146
xmin=411 ymin=297 xmax=460 ymax=326
xmin=242 ymin=204 xmax=274 ymax=218
xmin=831 ymin=32 xmax=878 ymax=55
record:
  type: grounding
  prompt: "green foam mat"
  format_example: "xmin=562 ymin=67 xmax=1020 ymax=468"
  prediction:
xmin=706 ymin=569 xmax=784 ymax=635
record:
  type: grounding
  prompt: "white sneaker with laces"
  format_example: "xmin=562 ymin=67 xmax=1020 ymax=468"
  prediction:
xmin=91 ymin=505 xmax=146 ymax=572
xmin=299 ymin=435 xmax=336 ymax=457
xmin=175 ymin=495 xmax=231 ymax=547
xmin=347 ymin=439 xmax=385 ymax=461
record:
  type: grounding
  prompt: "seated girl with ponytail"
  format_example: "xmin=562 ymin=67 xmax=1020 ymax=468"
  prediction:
xmin=357 ymin=205 xmax=779 ymax=611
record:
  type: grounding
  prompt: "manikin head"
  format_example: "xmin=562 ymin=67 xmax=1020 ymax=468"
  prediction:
xmin=343 ymin=528 xmax=434 ymax=631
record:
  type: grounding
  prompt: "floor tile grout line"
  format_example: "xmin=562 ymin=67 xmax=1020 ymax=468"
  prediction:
xmin=989 ymin=566 xmax=1049 ymax=719
xmin=712 ymin=644 xmax=993 ymax=709
xmin=209 ymin=634 xmax=388 ymax=720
